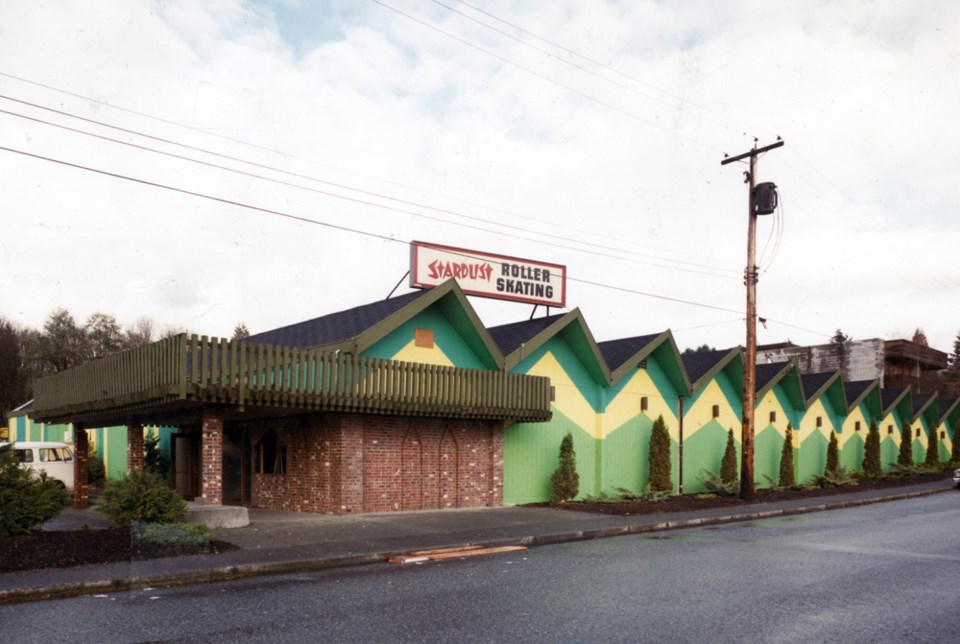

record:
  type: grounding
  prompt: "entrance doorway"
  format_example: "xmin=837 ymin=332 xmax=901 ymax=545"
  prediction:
xmin=222 ymin=428 xmax=242 ymax=505
xmin=171 ymin=432 xmax=200 ymax=500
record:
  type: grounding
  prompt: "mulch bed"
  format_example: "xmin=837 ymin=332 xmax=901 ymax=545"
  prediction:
xmin=0 ymin=526 xmax=238 ymax=573
xmin=531 ymin=472 xmax=954 ymax=517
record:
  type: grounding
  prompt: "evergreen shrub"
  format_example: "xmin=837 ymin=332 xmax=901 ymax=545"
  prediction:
xmin=925 ymin=428 xmax=939 ymax=466
xmin=720 ymin=428 xmax=738 ymax=486
xmin=100 ymin=469 xmax=187 ymax=525
xmin=862 ymin=421 xmax=882 ymax=476
xmin=898 ymin=424 xmax=913 ymax=467
xmin=825 ymin=430 xmax=839 ymax=475
xmin=778 ymin=424 xmax=796 ymax=488
xmin=550 ymin=433 xmax=579 ymax=502
xmin=0 ymin=443 xmax=69 ymax=536
xmin=648 ymin=415 xmax=672 ymax=493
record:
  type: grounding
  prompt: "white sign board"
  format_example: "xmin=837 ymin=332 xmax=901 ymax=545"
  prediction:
xmin=410 ymin=241 xmax=566 ymax=307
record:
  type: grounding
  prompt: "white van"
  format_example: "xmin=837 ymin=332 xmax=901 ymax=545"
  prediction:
xmin=2 ymin=441 xmax=75 ymax=490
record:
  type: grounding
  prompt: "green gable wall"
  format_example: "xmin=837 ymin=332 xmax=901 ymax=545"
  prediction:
xmin=365 ymin=307 xmax=491 ymax=369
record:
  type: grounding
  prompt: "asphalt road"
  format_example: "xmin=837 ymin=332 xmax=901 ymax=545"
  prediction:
xmin=5 ymin=492 xmax=960 ymax=643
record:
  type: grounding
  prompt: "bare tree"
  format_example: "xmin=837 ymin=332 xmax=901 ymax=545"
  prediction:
xmin=124 ymin=316 xmax=155 ymax=349
xmin=86 ymin=312 xmax=124 ymax=359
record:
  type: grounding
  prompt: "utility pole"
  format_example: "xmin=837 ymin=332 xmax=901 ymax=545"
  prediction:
xmin=721 ymin=139 xmax=784 ymax=500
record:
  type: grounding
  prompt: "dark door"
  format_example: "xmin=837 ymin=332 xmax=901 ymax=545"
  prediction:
xmin=171 ymin=432 xmax=200 ymax=500
xmin=222 ymin=428 xmax=242 ymax=505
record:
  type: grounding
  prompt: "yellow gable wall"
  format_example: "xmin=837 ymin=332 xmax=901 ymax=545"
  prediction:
xmin=840 ymin=406 xmax=868 ymax=448
xmin=604 ymin=368 xmax=678 ymax=440
xmin=391 ymin=340 xmax=455 ymax=367
xmin=684 ymin=379 xmax=741 ymax=438
xmin=799 ymin=398 xmax=835 ymax=445
xmin=938 ymin=420 xmax=954 ymax=453
xmin=880 ymin=412 xmax=902 ymax=443
xmin=526 ymin=351 xmax=598 ymax=435
xmin=911 ymin=419 xmax=928 ymax=448
xmin=757 ymin=390 xmax=791 ymax=442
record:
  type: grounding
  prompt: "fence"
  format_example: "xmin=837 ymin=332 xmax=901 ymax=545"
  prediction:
xmin=32 ymin=334 xmax=552 ymax=423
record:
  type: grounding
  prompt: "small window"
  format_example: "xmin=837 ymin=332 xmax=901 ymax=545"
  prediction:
xmin=256 ymin=431 xmax=285 ymax=475
xmin=855 ymin=421 xmax=861 ymax=431
xmin=38 ymin=448 xmax=64 ymax=462
xmin=769 ymin=411 xmax=777 ymax=423
xmin=15 ymin=448 xmax=33 ymax=463
xmin=641 ymin=396 xmax=649 ymax=412
xmin=712 ymin=405 xmax=720 ymax=418
xmin=941 ymin=431 xmax=946 ymax=440
xmin=816 ymin=416 xmax=822 ymax=428
xmin=549 ymin=386 xmax=556 ymax=402
xmin=888 ymin=425 xmax=893 ymax=435
xmin=415 ymin=328 xmax=434 ymax=348
xmin=637 ymin=359 xmax=647 ymax=370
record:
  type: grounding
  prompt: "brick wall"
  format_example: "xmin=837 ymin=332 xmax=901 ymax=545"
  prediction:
xmin=127 ymin=424 xmax=145 ymax=473
xmin=235 ymin=413 xmax=504 ymax=515
xmin=200 ymin=410 xmax=223 ymax=505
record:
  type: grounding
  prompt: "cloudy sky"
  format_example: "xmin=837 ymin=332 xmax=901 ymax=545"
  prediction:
xmin=1 ymin=0 xmax=958 ymax=354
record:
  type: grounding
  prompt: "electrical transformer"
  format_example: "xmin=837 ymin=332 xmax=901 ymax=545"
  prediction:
xmin=753 ymin=181 xmax=778 ymax=215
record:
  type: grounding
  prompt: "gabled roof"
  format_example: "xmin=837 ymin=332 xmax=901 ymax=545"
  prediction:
xmin=6 ymin=399 xmax=34 ymax=419
xmin=487 ymin=309 xmax=610 ymax=384
xmin=755 ymin=361 xmax=805 ymax=411
xmin=246 ymin=279 xmax=504 ymax=370
xmin=939 ymin=397 xmax=960 ymax=425
xmin=912 ymin=392 xmax=939 ymax=427
xmin=597 ymin=331 xmax=691 ymax=394
xmin=881 ymin=387 xmax=912 ymax=419
xmin=247 ymin=289 xmax=427 ymax=348
xmin=843 ymin=380 xmax=877 ymax=410
xmin=800 ymin=371 xmax=845 ymax=410
xmin=682 ymin=347 xmax=745 ymax=399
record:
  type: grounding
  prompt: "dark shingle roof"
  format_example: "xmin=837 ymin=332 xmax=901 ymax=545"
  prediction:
xmin=756 ymin=362 xmax=790 ymax=392
xmin=486 ymin=314 xmax=566 ymax=356
xmin=913 ymin=393 xmax=933 ymax=414
xmin=245 ymin=289 xmax=427 ymax=349
xmin=844 ymin=380 xmax=875 ymax=404
xmin=681 ymin=349 xmax=735 ymax=386
xmin=801 ymin=372 xmax=835 ymax=400
xmin=881 ymin=388 xmax=908 ymax=411
xmin=597 ymin=334 xmax=662 ymax=372
xmin=940 ymin=397 xmax=958 ymax=419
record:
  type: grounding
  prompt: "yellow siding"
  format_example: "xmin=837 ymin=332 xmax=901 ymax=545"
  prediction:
xmin=527 ymin=352 xmax=597 ymax=434
xmin=800 ymin=399 xmax=835 ymax=445
xmin=757 ymin=390 xmax=788 ymax=438
xmin=604 ymin=369 xmax=677 ymax=439
xmin=841 ymin=407 xmax=868 ymax=447
xmin=390 ymin=340 xmax=455 ymax=367
xmin=684 ymin=380 xmax=741 ymax=438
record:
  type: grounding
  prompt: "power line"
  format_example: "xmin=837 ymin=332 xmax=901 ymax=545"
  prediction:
xmin=369 ymin=0 xmax=726 ymax=154
xmin=0 ymin=87 xmax=741 ymax=279
xmin=1 ymin=143 xmax=800 ymax=331
xmin=0 ymin=95 xmax=740 ymax=280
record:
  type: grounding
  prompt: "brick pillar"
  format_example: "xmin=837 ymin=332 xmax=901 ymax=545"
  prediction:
xmin=127 ymin=424 xmax=145 ymax=473
xmin=200 ymin=409 xmax=223 ymax=505
xmin=490 ymin=420 xmax=504 ymax=507
xmin=73 ymin=428 xmax=90 ymax=509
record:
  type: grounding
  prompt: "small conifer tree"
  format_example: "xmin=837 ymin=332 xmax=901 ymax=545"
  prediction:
xmin=925 ymin=427 xmax=939 ymax=466
xmin=952 ymin=421 xmax=960 ymax=463
xmin=550 ymin=433 xmax=579 ymax=502
xmin=898 ymin=424 xmax=913 ymax=467
xmin=720 ymin=428 xmax=738 ymax=486
xmin=648 ymin=415 xmax=672 ymax=493
xmin=778 ymin=424 xmax=795 ymax=487
xmin=825 ymin=431 xmax=839 ymax=475
xmin=862 ymin=420 xmax=881 ymax=476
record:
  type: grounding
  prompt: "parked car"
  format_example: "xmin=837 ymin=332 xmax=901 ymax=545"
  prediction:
xmin=1 ymin=441 xmax=75 ymax=490
xmin=954 ymin=467 xmax=960 ymax=487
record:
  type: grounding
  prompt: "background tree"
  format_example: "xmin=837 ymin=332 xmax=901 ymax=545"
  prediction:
xmin=825 ymin=430 xmax=839 ymax=475
xmin=124 ymin=317 xmax=155 ymax=349
xmin=720 ymin=428 xmax=738 ymax=486
xmin=550 ymin=433 xmax=579 ymax=502
xmin=778 ymin=424 xmax=796 ymax=487
xmin=897 ymin=424 xmax=913 ymax=466
xmin=924 ymin=427 xmax=939 ymax=466
xmin=0 ymin=318 xmax=29 ymax=413
xmin=39 ymin=308 xmax=90 ymax=372
xmin=232 ymin=322 xmax=251 ymax=340
xmin=682 ymin=344 xmax=716 ymax=355
xmin=912 ymin=328 xmax=928 ymax=347
xmin=831 ymin=329 xmax=850 ymax=379
xmin=648 ymin=415 xmax=672 ymax=492
xmin=862 ymin=420 xmax=882 ymax=476
xmin=86 ymin=312 xmax=124 ymax=359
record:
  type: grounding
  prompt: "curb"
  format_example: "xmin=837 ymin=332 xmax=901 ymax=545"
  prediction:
xmin=0 ymin=486 xmax=950 ymax=605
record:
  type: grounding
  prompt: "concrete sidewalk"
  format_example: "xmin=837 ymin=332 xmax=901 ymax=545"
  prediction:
xmin=1 ymin=479 xmax=955 ymax=604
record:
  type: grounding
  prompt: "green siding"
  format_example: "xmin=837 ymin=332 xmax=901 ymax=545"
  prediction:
xmin=754 ymin=425 xmax=783 ymax=488
xmin=365 ymin=308 xmax=489 ymax=369
xmin=797 ymin=431 xmax=828 ymax=484
xmin=513 ymin=337 xmax=604 ymax=410
xmin=841 ymin=433 xmax=864 ymax=472
xmin=503 ymin=407 xmax=597 ymax=505
xmin=880 ymin=436 xmax=898 ymax=471
xmin=682 ymin=420 xmax=737 ymax=493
